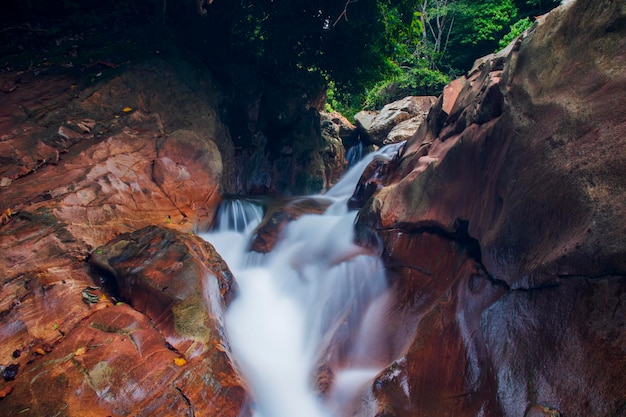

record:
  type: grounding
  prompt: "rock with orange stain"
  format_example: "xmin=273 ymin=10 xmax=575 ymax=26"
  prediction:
xmin=153 ymin=129 xmax=223 ymax=233
xmin=90 ymin=225 xmax=238 ymax=360
xmin=1 ymin=305 xmax=250 ymax=417
xmin=0 ymin=58 xmax=249 ymax=415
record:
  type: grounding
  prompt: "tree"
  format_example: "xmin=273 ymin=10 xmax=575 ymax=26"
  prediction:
xmin=417 ymin=0 xmax=455 ymax=69
xmin=442 ymin=0 xmax=518 ymax=70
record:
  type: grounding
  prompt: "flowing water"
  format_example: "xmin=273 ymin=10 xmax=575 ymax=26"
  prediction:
xmin=345 ymin=140 xmax=364 ymax=168
xmin=200 ymin=143 xmax=404 ymax=417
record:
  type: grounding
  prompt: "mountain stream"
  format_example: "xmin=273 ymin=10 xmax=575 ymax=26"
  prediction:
xmin=200 ymin=142 xmax=404 ymax=417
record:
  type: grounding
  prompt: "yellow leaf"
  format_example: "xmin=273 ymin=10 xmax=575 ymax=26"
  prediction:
xmin=74 ymin=347 xmax=87 ymax=357
xmin=34 ymin=348 xmax=46 ymax=356
xmin=122 ymin=107 xmax=133 ymax=113
xmin=173 ymin=357 xmax=187 ymax=366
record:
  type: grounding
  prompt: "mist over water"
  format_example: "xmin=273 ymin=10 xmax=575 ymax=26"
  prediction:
xmin=201 ymin=143 xmax=404 ymax=417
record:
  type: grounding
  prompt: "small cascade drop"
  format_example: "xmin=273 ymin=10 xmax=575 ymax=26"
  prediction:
xmin=345 ymin=140 xmax=364 ymax=168
xmin=214 ymin=197 xmax=265 ymax=233
xmin=201 ymin=142 xmax=405 ymax=417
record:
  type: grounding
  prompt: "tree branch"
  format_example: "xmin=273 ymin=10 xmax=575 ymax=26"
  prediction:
xmin=333 ymin=0 xmax=359 ymax=27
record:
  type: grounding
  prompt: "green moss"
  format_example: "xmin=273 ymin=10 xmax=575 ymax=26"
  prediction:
xmin=172 ymin=294 xmax=211 ymax=344
xmin=87 ymin=361 xmax=113 ymax=393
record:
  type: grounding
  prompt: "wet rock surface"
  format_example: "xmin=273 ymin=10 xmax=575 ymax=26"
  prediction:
xmin=0 ymin=225 xmax=251 ymax=416
xmin=90 ymin=226 xmax=238 ymax=358
xmin=0 ymin=47 xmax=251 ymax=414
xmin=346 ymin=2 xmax=626 ymax=416
xmin=250 ymin=197 xmax=331 ymax=253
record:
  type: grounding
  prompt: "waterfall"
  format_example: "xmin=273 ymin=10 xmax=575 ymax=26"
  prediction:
xmin=214 ymin=197 xmax=265 ymax=233
xmin=201 ymin=142 xmax=405 ymax=417
xmin=345 ymin=140 xmax=364 ymax=168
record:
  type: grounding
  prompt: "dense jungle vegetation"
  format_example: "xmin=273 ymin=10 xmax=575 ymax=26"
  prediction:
xmin=1 ymin=0 xmax=560 ymax=116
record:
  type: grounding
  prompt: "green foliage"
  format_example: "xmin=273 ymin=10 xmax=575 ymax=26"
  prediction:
xmin=180 ymin=0 xmax=555 ymax=114
xmin=363 ymin=62 xmax=449 ymax=110
xmin=193 ymin=0 xmax=396 ymax=102
xmin=357 ymin=1 xmax=451 ymax=110
xmin=497 ymin=16 xmax=533 ymax=50
xmin=1 ymin=0 xmax=563 ymax=116
xmin=325 ymin=80 xmax=363 ymax=119
xmin=516 ymin=0 xmax=561 ymax=17
xmin=443 ymin=0 xmax=519 ymax=71
xmin=454 ymin=0 xmax=518 ymax=45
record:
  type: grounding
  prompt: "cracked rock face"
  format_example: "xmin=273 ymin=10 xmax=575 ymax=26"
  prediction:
xmin=0 ymin=60 xmax=250 ymax=415
xmin=342 ymin=2 xmax=626 ymax=416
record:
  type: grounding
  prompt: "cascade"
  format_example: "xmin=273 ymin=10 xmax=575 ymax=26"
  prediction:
xmin=214 ymin=197 xmax=265 ymax=233
xmin=201 ymin=142 xmax=405 ymax=417
xmin=345 ymin=139 xmax=364 ymax=168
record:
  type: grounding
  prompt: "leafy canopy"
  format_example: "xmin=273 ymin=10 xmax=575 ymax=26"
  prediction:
xmin=182 ymin=0 xmax=559 ymax=116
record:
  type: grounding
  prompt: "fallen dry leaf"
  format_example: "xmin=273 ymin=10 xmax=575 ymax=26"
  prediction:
xmin=0 ymin=385 xmax=13 ymax=398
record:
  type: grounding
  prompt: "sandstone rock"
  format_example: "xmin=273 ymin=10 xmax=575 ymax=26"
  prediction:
xmin=0 ymin=58 xmax=250 ymax=416
xmin=237 ymin=108 xmax=345 ymax=195
xmin=90 ymin=225 xmax=238 ymax=357
xmin=0 ymin=225 xmax=250 ymax=417
xmin=222 ymin=68 xmax=346 ymax=195
xmin=1 ymin=303 xmax=250 ymax=416
xmin=154 ymin=129 xmax=223 ymax=232
xmin=344 ymin=2 xmax=626 ymax=416
xmin=354 ymin=96 xmax=436 ymax=146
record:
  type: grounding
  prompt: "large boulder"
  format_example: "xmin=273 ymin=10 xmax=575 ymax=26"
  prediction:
xmin=0 ymin=56 xmax=251 ymax=415
xmin=0 ymin=226 xmax=249 ymax=416
xmin=343 ymin=2 xmax=626 ymax=416
xmin=321 ymin=110 xmax=358 ymax=149
xmin=153 ymin=129 xmax=223 ymax=232
xmin=354 ymin=96 xmax=436 ymax=146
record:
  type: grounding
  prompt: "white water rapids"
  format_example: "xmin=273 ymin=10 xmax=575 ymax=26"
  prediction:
xmin=200 ymin=143 xmax=404 ymax=417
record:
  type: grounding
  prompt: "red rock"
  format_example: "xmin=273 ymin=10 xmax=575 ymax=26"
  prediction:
xmin=346 ymin=2 xmax=626 ymax=416
xmin=250 ymin=196 xmax=330 ymax=253
xmin=90 ymin=226 xmax=238 ymax=359
xmin=154 ymin=129 xmax=223 ymax=232
xmin=0 ymin=59 xmax=249 ymax=416
xmin=1 ymin=304 xmax=250 ymax=416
